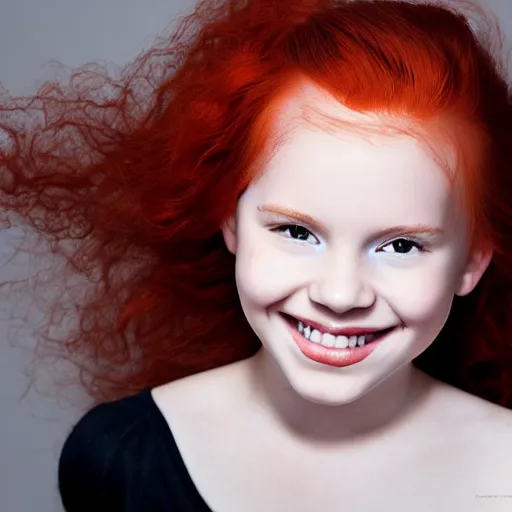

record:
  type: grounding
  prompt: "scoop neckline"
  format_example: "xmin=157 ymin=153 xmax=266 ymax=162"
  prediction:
xmin=141 ymin=388 xmax=214 ymax=511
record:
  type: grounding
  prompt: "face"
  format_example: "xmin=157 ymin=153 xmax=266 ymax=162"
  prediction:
xmin=222 ymin=83 xmax=492 ymax=406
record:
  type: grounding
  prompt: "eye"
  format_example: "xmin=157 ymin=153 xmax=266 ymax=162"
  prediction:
xmin=273 ymin=224 xmax=318 ymax=244
xmin=379 ymin=238 xmax=425 ymax=255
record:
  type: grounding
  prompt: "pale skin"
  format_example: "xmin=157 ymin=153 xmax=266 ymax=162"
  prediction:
xmin=152 ymin=80 xmax=512 ymax=511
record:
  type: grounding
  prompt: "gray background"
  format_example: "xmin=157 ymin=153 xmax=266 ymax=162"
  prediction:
xmin=0 ymin=0 xmax=510 ymax=511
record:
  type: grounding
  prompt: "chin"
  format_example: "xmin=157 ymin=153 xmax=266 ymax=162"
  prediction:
xmin=280 ymin=360 xmax=385 ymax=406
xmin=298 ymin=384 xmax=379 ymax=407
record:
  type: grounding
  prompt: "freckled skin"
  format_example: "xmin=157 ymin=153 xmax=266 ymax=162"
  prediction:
xmin=223 ymin=82 xmax=492 ymax=407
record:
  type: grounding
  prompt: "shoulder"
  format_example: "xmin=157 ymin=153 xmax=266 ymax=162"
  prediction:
xmin=58 ymin=390 xmax=177 ymax=511
xmin=432 ymin=382 xmax=512 ymax=474
xmin=151 ymin=358 xmax=252 ymax=421
xmin=436 ymin=382 xmax=512 ymax=429
xmin=459 ymin=392 xmax=512 ymax=454
xmin=59 ymin=391 xmax=154 ymax=470
xmin=150 ymin=360 xmax=255 ymax=469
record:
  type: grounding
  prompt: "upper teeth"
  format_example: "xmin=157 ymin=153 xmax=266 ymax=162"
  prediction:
xmin=298 ymin=321 xmax=376 ymax=348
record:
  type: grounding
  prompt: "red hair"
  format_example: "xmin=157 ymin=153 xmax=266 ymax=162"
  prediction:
xmin=1 ymin=0 xmax=512 ymax=408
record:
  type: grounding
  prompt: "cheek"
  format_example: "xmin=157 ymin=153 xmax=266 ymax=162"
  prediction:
xmin=382 ymin=263 xmax=458 ymax=333
xmin=235 ymin=244 xmax=305 ymax=306
xmin=396 ymin=290 xmax=454 ymax=327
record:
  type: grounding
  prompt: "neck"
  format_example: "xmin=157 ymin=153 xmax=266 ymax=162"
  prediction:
xmin=244 ymin=348 xmax=437 ymax=445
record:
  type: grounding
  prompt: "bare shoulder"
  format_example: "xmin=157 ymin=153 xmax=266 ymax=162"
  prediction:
xmin=439 ymin=383 xmax=512 ymax=428
xmin=433 ymin=382 xmax=512 ymax=471
xmin=151 ymin=358 xmax=251 ymax=425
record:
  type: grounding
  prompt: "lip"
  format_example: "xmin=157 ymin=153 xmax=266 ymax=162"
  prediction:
xmin=284 ymin=316 xmax=396 ymax=368
xmin=283 ymin=313 xmax=393 ymax=337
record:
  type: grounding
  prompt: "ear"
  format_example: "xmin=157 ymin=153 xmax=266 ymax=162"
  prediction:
xmin=221 ymin=213 xmax=237 ymax=255
xmin=455 ymin=245 xmax=493 ymax=297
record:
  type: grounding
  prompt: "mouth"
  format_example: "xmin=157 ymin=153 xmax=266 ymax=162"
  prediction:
xmin=280 ymin=313 xmax=396 ymax=349
xmin=280 ymin=313 xmax=398 ymax=367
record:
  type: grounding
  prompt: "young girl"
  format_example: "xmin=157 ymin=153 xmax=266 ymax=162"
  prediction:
xmin=2 ymin=0 xmax=512 ymax=510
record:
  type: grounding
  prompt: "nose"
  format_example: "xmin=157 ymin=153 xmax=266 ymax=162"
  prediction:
xmin=308 ymin=250 xmax=376 ymax=313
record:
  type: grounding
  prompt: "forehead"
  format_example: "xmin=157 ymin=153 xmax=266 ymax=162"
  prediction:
xmin=244 ymin=83 xmax=462 ymax=228
xmin=264 ymin=127 xmax=444 ymax=191
xmin=264 ymin=79 xmax=448 ymax=186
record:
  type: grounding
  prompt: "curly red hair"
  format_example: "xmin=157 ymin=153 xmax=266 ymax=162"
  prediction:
xmin=1 ymin=0 xmax=512 ymax=408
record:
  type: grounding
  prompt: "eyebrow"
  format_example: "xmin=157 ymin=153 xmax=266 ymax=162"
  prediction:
xmin=257 ymin=204 xmax=445 ymax=238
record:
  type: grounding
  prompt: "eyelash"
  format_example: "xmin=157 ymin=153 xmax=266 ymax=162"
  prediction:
xmin=271 ymin=224 xmax=428 ymax=253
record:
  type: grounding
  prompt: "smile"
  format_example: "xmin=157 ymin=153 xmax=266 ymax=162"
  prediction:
xmin=298 ymin=321 xmax=388 ymax=348
xmin=281 ymin=313 xmax=395 ymax=348
xmin=281 ymin=313 xmax=398 ymax=367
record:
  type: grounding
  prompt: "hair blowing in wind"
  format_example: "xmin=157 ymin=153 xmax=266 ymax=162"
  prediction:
xmin=1 ymin=0 xmax=512 ymax=408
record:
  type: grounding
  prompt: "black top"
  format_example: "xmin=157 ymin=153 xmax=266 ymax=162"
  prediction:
xmin=58 ymin=389 xmax=213 ymax=511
